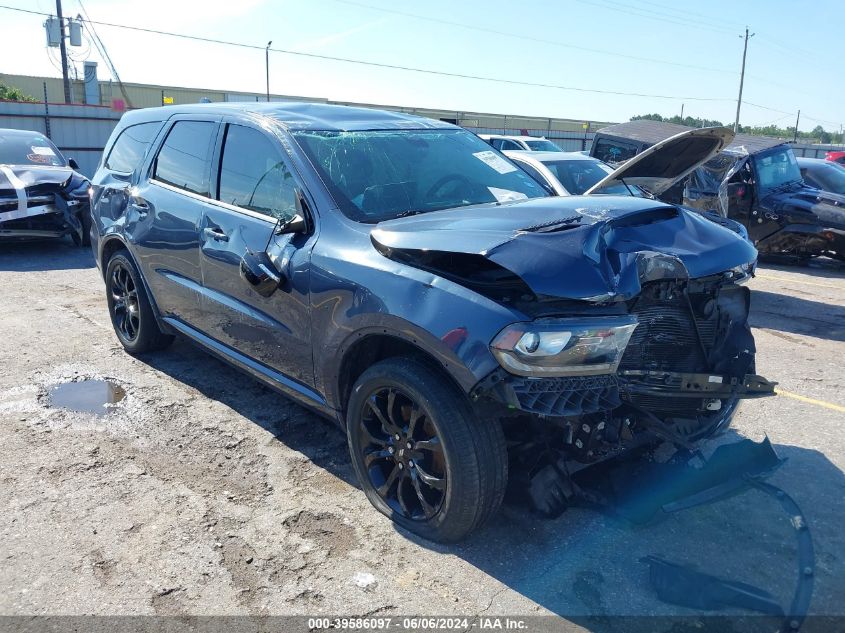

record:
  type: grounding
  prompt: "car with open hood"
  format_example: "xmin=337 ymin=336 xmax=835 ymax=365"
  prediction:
xmin=0 ymin=128 xmax=91 ymax=244
xmin=505 ymin=127 xmax=750 ymax=240
xmin=592 ymin=120 xmax=845 ymax=261
xmin=90 ymin=102 xmax=774 ymax=542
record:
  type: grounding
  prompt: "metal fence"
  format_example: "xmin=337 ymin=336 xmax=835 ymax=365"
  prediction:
xmin=1 ymin=97 xmax=842 ymax=178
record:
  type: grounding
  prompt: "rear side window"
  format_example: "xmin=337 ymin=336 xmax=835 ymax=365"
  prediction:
xmin=154 ymin=121 xmax=216 ymax=196
xmin=217 ymin=124 xmax=297 ymax=221
xmin=592 ymin=138 xmax=638 ymax=163
xmin=104 ymin=122 xmax=161 ymax=173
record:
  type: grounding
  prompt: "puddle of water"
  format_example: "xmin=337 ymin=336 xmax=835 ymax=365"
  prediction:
xmin=48 ymin=379 xmax=126 ymax=415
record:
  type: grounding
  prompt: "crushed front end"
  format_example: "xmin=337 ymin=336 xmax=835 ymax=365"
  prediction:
xmin=0 ymin=165 xmax=90 ymax=242
xmin=475 ymin=265 xmax=775 ymax=514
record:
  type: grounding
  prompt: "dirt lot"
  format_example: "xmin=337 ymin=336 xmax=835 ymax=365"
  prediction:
xmin=1 ymin=241 xmax=844 ymax=629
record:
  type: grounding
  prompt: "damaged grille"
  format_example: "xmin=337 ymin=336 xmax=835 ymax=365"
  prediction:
xmin=620 ymin=302 xmax=716 ymax=374
xmin=619 ymin=288 xmax=719 ymax=415
xmin=502 ymin=374 xmax=620 ymax=417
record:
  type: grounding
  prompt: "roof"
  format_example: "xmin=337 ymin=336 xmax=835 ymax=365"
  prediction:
xmin=595 ymin=120 xmax=692 ymax=145
xmin=0 ymin=128 xmax=50 ymax=137
xmin=725 ymin=133 xmax=789 ymax=154
xmin=478 ymin=134 xmax=549 ymax=141
xmin=595 ymin=120 xmax=788 ymax=155
xmin=115 ymin=101 xmax=457 ymax=132
xmin=505 ymin=150 xmax=595 ymax=161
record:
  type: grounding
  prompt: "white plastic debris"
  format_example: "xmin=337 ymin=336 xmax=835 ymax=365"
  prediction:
xmin=352 ymin=571 xmax=376 ymax=589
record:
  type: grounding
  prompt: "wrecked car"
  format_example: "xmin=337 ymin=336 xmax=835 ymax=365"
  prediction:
xmin=91 ymin=103 xmax=774 ymax=542
xmin=0 ymin=128 xmax=91 ymax=244
xmin=592 ymin=120 xmax=845 ymax=261
xmin=504 ymin=127 xmax=751 ymax=241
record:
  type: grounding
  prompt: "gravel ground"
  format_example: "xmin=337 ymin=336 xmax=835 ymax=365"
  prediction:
xmin=0 ymin=240 xmax=843 ymax=630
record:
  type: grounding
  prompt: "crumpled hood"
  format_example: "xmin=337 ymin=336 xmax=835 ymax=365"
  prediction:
xmin=763 ymin=186 xmax=845 ymax=230
xmin=371 ymin=196 xmax=758 ymax=302
xmin=0 ymin=165 xmax=81 ymax=197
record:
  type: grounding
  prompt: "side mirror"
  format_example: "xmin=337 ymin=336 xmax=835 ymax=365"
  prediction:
xmin=240 ymin=250 xmax=283 ymax=297
xmin=68 ymin=158 xmax=80 ymax=170
xmin=275 ymin=213 xmax=307 ymax=235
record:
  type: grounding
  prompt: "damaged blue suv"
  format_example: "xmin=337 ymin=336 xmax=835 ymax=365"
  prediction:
xmin=91 ymin=103 xmax=774 ymax=542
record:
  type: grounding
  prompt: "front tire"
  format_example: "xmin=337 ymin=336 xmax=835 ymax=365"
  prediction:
xmin=105 ymin=251 xmax=173 ymax=354
xmin=346 ymin=357 xmax=507 ymax=542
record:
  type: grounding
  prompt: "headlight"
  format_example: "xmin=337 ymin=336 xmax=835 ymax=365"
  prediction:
xmin=490 ymin=316 xmax=638 ymax=377
xmin=726 ymin=261 xmax=754 ymax=285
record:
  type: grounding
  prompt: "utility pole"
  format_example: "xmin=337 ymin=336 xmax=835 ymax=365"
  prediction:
xmin=265 ymin=41 xmax=272 ymax=102
xmin=680 ymin=103 xmax=684 ymax=121
xmin=733 ymin=26 xmax=755 ymax=133
xmin=56 ymin=0 xmax=71 ymax=103
xmin=793 ymin=110 xmax=801 ymax=143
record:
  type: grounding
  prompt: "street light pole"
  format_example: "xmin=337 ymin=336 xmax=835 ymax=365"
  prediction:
xmin=733 ymin=26 xmax=755 ymax=133
xmin=265 ymin=41 xmax=272 ymax=102
xmin=793 ymin=110 xmax=801 ymax=143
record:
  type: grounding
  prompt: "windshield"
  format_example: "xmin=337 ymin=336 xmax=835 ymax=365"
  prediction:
xmin=754 ymin=146 xmax=802 ymax=195
xmin=541 ymin=158 xmax=642 ymax=196
xmin=293 ymin=128 xmax=547 ymax=222
xmin=806 ymin=162 xmax=845 ymax=194
xmin=524 ymin=139 xmax=562 ymax=151
xmin=0 ymin=131 xmax=66 ymax=167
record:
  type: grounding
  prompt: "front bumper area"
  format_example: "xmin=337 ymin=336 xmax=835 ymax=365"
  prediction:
xmin=0 ymin=197 xmax=85 ymax=241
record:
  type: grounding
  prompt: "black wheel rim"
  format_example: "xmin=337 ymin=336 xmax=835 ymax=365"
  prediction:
xmin=109 ymin=263 xmax=140 ymax=342
xmin=357 ymin=387 xmax=446 ymax=521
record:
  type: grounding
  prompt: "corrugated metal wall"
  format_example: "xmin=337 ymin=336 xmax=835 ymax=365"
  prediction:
xmin=2 ymin=73 xmax=842 ymax=175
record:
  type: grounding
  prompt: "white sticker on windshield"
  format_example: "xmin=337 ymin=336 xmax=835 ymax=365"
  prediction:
xmin=488 ymin=187 xmax=528 ymax=203
xmin=31 ymin=146 xmax=56 ymax=156
xmin=473 ymin=150 xmax=517 ymax=174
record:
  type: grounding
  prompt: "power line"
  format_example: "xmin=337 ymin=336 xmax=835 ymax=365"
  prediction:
xmin=0 ymin=3 xmax=736 ymax=102
xmin=328 ymin=0 xmax=738 ymax=76
xmin=574 ymin=0 xmax=736 ymax=36
xmin=627 ymin=0 xmax=746 ymax=30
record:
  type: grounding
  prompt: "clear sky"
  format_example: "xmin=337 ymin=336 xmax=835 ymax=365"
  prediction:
xmin=1 ymin=0 xmax=842 ymax=132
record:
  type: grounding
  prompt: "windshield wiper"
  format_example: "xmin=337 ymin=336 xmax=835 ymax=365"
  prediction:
xmin=393 ymin=209 xmax=423 ymax=218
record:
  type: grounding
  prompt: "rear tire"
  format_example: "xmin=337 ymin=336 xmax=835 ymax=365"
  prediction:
xmin=346 ymin=357 xmax=507 ymax=542
xmin=105 ymin=251 xmax=173 ymax=354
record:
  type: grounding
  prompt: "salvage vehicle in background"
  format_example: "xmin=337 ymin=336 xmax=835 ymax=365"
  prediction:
xmin=90 ymin=102 xmax=774 ymax=542
xmin=797 ymin=156 xmax=845 ymax=195
xmin=478 ymin=133 xmax=562 ymax=151
xmin=592 ymin=121 xmax=845 ymax=262
xmin=0 ymin=128 xmax=91 ymax=244
xmin=505 ymin=127 xmax=751 ymax=241
xmin=825 ymin=150 xmax=845 ymax=166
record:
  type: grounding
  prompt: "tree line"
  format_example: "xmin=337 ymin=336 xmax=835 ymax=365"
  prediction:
xmin=631 ymin=113 xmax=843 ymax=145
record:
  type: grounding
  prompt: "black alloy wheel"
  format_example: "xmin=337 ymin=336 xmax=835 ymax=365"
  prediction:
xmin=347 ymin=357 xmax=508 ymax=542
xmin=110 ymin=261 xmax=140 ymax=342
xmin=357 ymin=386 xmax=446 ymax=520
xmin=104 ymin=251 xmax=173 ymax=354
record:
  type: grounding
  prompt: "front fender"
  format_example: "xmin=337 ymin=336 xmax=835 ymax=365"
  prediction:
xmin=310 ymin=247 xmax=526 ymax=410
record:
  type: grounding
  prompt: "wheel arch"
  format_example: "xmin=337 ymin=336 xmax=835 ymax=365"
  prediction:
xmin=100 ymin=235 xmax=170 ymax=331
xmin=332 ymin=329 xmax=473 ymax=423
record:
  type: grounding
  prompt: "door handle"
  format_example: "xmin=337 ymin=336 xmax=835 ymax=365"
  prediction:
xmin=203 ymin=227 xmax=229 ymax=242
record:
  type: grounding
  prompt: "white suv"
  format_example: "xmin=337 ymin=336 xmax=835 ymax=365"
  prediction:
xmin=477 ymin=133 xmax=562 ymax=152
